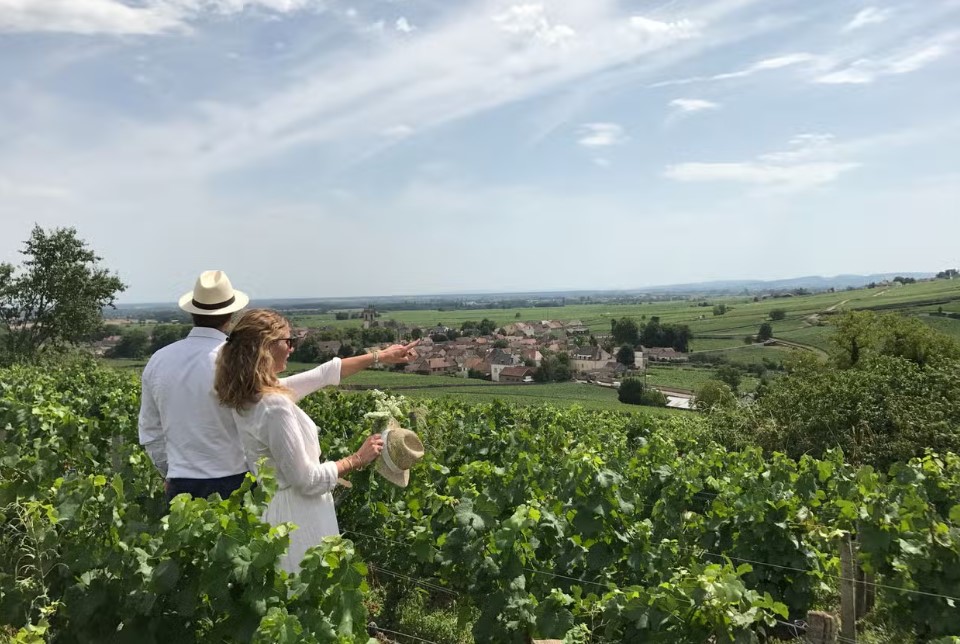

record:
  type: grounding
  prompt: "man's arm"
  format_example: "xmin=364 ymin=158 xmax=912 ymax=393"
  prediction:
xmin=138 ymin=365 xmax=168 ymax=477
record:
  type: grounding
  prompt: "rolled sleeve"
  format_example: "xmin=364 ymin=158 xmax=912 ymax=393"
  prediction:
xmin=280 ymin=357 xmax=342 ymax=401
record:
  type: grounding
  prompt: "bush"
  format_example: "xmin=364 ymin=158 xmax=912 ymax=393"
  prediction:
xmin=769 ymin=309 xmax=787 ymax=321
xmin=618 ymin=378 xmax=645 ymax=405
xmin=694 ymin=380 xmax=736 ymax=411
xmin=640 ymin=389 xmax=668 ymax=407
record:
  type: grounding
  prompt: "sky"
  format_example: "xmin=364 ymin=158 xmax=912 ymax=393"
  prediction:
xmin=0 ymin=0 xmax=958 ymax=303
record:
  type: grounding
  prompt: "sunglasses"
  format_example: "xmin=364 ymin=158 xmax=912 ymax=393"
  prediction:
xmin=280 ymin=338 xmax=299 ymax=349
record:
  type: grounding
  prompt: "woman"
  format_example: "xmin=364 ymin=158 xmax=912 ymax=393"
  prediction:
xmin=214 ymin=308 xmax=417 ymax=573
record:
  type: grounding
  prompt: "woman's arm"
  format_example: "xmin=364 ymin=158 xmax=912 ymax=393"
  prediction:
xmin=340 ymin=340 xmax=420 ymax=379
xmin=279 ymin=358 xmax=341 ymax=401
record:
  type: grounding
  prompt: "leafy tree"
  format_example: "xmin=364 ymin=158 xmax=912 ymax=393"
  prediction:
xmin=640 ymin=389 xmax=668 ymax=407
xmin=715 ymin=365 xmax=742 ymax=392
xmin=757 ymin=323 xmax=773 ymax=342
xmin=410 ymin=327 xmax=422 ymax=340
xmin=334 ymin=311 xmax=350 ymax=320
xmin=694 ymin=380 xmax=736 ymax=411
xmin=107 ymin=329 xmax=150 ymax=359
xmin=493 ymin=339 xmax=509 ymax=349
xmin=618 ymin=377 xmax=644 ymax=405
xmin=830 ymin=311 xmax=958 ymax=369
xmin=149 ymin=324 xmax=190 ymax=354
xmin=610 ymin=318 xmax=639 ymax=346
xmin=712 ymin=304 xmax=727 ymax=316
xmin=769 ymin=309 xmax=786 ymax=321
xmin=534 ymin=352 xmax=571 ymax=382
xmin=0 ymin=225 xmax=126 ymax=362
xmin=616 ymin=345 xmax=635 ymax=366
xmin=936 ymin=268 xmax=958 ymax=279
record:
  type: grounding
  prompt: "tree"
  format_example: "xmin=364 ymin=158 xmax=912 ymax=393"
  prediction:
xmin=610 ymin=318 xmax=639 ymax=346
xmin=149 ymin=324 xmax=190 ymax=354
xmin=0 ymin=225 xmax=126 ymax=362
xmin=694 ymin=380 xmax=736 ymax=411
xmin=410 ymin=327 xmax=422 ymax=340
xmin=107 ymin=329 xmax=150 ymax=359
xmin=618 ymin=377 xmax=644 ymax=405
xmin=715 ymin=365 xmax=742 ymax=392
xmin=830 ymin=310 xmax=958 ymax=369
xmin=757 ymin=323 xmax=773 ymax=342
xmin=478 ymin=318 xmax=497 ymax=336
xmin=616 ymin=345 xmax=635 ymax=366
xmin=712 ymin=304 xmax=727 ymax=316
xmin=769 ymin=309 xmax=786 ymax=321
xmin=493 ymin=339 xmax=509 ymax=349
xmin=534 ymin=352 xmax=572 ymax=382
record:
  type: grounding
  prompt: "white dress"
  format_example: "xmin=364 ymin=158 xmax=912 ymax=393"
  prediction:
xmin=232 ymin=359 xmax=342 ymax=574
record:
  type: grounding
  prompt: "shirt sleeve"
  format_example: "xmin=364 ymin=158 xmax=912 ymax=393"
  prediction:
xmin=279 ymin=357 xmax=342 ymax=402
xmin=263 ymin=401 xmax=339 ymax=496
xmin=138 ymin=362 xmax=168 ymax=477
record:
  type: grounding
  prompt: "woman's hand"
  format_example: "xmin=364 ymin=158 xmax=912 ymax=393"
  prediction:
xmin=354 ymin=433 xmax=385 ymax=466
xmin=377 ymin=340 xmax=420 ymax=365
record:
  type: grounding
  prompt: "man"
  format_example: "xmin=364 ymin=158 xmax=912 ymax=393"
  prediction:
xmin=139 ymin=270 xmax=250 ymax=502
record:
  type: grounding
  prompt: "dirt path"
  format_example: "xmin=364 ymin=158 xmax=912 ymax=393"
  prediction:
xmin=825 ymin=299 xmax=850 ymax=312
xmin=873 ymin=289 xmax=888 ymax=297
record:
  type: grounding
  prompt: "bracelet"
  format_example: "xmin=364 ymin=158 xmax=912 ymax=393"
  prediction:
xmin=372 ymin=350 xmax=380 ymax=366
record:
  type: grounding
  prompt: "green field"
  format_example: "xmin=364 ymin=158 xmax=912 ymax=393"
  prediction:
xmin=644 ymin=365 xmax=760 ymax=393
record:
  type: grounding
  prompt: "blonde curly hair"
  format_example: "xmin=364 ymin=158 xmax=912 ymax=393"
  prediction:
xmin=215 ymin=308 xmax=293 ymax=411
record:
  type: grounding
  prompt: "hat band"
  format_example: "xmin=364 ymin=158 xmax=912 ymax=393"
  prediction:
xmin=191 ymin=295 xmax=236 ymax=311
xmin=380 ymin=428 xmax=402 ymax=473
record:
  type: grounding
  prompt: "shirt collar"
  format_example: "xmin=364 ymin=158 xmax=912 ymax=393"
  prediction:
xmin=188 ymin=327 xmax=228 ymax=341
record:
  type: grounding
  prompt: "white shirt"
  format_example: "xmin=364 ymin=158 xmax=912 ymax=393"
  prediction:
xmin=138 ymin=326 xmax=343 ymax=479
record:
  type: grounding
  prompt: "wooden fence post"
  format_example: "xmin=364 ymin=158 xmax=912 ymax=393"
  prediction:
xmin=805 ymin=610 xmax=839 ymax=644
xmin=839 ymin=533 xmax=858 ymax=643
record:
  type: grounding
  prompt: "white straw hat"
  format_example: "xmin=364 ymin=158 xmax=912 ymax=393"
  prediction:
xmin=178 ymin=270 xmax=249 ymax=316
xmin=375 ymin=418 xmax=425 ymax=488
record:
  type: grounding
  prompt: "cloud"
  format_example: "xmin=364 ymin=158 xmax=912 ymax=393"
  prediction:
xmin=651 ymin=52 xmax=821 ymax=87
xmin=493 ymin=4 xmax=576 ymax=46
xmin=842 ymin=7 xmax=893 ymax=33
xmin=577 ymin=122 xmax=626 ymax=148
xmin=0 ymin=0 xmax=181 ymax=35
xmin=664 ymin=133 xmax=860 ymax=191
xmin=816 ymin=36 xmax=955 ymax=84
xmin=381 ymin=124 xmax=414 ymax=138
xmin=0 ymin=175 xmax=73 ymax=201
xmin=669 ymin=98 xmax=720 ymax=113
xmin=0 ymin=0 xmax=324 ymax=35
xmin=395 ymin=17 xmax=414 ymax=33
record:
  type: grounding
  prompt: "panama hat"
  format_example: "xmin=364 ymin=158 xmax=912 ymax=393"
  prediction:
xmin=178 ymin=270 xmax=249 ymax=316
xmin=375 ymin=418 xmax=425 ymax=488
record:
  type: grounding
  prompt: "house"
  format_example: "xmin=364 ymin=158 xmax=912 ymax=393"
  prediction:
xmin=313 ymin=340 xmax=342 ymax=355
xmin=643 ymin=347 xmax=689 ymax=363
xmin=521 ymin=349 xmax=543 ymax=367
xmin=498 ymin=366 xmax=535 ymax=383
xmin=570 ymin=346 xmax=612 ymax=373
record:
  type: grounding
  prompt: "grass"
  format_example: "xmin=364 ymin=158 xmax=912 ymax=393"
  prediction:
xmin=644 ymin=365 xmax=760 ymax=393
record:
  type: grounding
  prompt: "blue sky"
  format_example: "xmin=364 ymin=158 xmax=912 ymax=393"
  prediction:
xmin=1 ymin=0 xmax=958 ymax=302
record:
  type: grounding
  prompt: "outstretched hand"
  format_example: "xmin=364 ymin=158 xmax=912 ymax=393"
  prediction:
xmin=378 ymin=340 xmax=420 ymax=365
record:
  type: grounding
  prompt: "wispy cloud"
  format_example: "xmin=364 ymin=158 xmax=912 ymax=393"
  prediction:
xmin=669 ymin=98 xmax=720 ymax=113
xmin=842 ymin=7 xmax=893 ymax=33
xmin=651 ymin=52 xmax=822 ymax=87
xmin=395 ymin=17 xmax=415 ymax=34
xmin=0 ymin=0 xmax=325 ymax=35
xmin=577 ymin=122 xmax=626 ymax=148
xmin=816 ymin=35 xmax=957 ymax=84
xmin=493 ymin=4 xmax=576 ymax=46
xmin=664 ymin=133 xmax=860 ymax=192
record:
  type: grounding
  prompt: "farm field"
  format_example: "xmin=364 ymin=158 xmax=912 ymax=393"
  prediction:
xmin=287 ymin=279 xmax=960 ymax=350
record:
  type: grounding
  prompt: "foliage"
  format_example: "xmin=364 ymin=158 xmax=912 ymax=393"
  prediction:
xmin=615 ymin=345 xmax=635 ymax=366
xmin=694 ymin=380 xmax=736 ymax=411
xmin=831 ymin=310 xmax=959 ymax=369
xmin=757 ymin=323 xmax=773 ymax=342
xmin=712 ymin=304 xmax=727 ymax=316
xmin=0 ymin=225 xmax=126 ymax=363
xmin=5 ymin=361 xmax=960 ymax=642
xmin=106 ymin=328 xmax=151 ymax=359
xmin=769 ymin=309 xmax=787 ymax=321
xmin=610 ymin=318 xmax=639 ymax=346
xmin=618 ymin=377 xmax=644 ymax=404
xmin=535 ymin=352 xmax=572 ymax=383
xmin=715 ymin=365 xmax=742 ymax=392
xmin=640 ymin=317 xmax=693 ymax=353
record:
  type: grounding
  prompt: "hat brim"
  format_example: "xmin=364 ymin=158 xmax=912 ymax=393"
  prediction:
xmin=375 ymin=458 xmax=410 ymax=488
xmin=178 ymin=290 xmax=249 ymax=316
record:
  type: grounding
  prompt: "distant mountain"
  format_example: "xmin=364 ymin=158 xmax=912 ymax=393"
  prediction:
xmin=637 ymin=273 xmax=935 ymax=294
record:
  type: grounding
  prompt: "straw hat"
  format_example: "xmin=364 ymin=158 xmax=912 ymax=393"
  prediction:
xmin=178 ymin=270 xmax=249 ymax=316
xmin=375 ymin=418 xmax=425 ymax=488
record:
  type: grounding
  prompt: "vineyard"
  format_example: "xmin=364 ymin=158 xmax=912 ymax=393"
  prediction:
xmin=2 ymin=360 xmax=960 ymax=642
